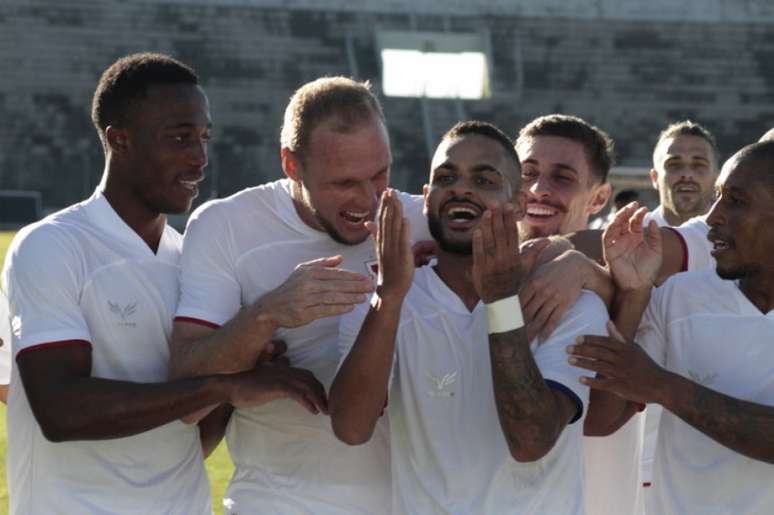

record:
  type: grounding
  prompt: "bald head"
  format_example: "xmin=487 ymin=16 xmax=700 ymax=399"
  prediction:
xmin=724 ymin=140 xmax=774 ymax=191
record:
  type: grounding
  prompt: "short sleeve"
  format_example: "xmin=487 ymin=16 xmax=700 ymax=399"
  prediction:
xmin=0 ymin=291 xmax=10 ymax=384
xmin=2 ymin=225 xmax=91 ymax=354
xmin=176 ymin=202 xmax=242 ymax=326
xmin=674 ymin=216 xmax=714 ymax=272
xmin=535 ymin=290 xmax=608 ymax=422
xmin=635 ymin=285 xmax=669 ymax=368
xmin=396 ymin=192 xmax=431 ymax=244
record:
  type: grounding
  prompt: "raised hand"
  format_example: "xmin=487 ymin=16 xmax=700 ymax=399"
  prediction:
xmin=472 ymin=204 xmax=525 ymax=304
xmin=257 ymin=255 xmax=374 ymax=328
xmin=229 ymin=364 xmax=328 ymax=415
xmin=366 ymin=189 xmax=414 ymax=301
xmin=567 ymin=320 xmax=667 ymax=405
xmin=603 ymin=202 xmax=662 ymax=291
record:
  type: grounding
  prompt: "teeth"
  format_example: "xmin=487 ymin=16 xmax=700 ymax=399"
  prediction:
xmin=179 ymin=180 xmax=198 ymax=191
xmin=342 ymin=211 xmax=368 ymax=223
xmin=448 ymin=207 xmax=478 ymax=220
xmin=527 ymin=205 xmax=557 ymax=216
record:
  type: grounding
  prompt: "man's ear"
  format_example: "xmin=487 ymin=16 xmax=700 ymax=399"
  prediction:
xmin=105 ymin=126 xmax=128 ymax=155
xmin=422 ymin=184 xmax=429 ymax=216
xmin=281 ymin=148 xmax=301 ymax=181
xmin=649 ymin=168 xmax=660 ymax=190
xmin=587 ymin=182 xmax=612 ymax=216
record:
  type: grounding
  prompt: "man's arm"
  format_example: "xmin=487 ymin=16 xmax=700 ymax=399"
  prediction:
xmin=570 ymin=331 xmax=774 ymax=464
xmin=18 ymin=344 xmax=326 ymax=442
xmin=520 ymin=248 xmax=613 ymax=342
xmin=170 ymin=255 xmax=374 ymax=379
xmin=475 ymin=206 xmax=577 ymax=462
xmin=330 ymin=190 xmax=414 ymax=445
xmin=0 ymin=384 xmax=7 ymax=404
xmin=581 ymin=203 xmax=662 ymax=436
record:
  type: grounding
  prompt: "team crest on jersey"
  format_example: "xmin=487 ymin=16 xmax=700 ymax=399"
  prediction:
xmin=365 ymin=259 xmax=379 ymax=283
xmin=108 ymin=300 xmax=138 ymax=327
xmin=427 ymin=371 xmax=457 ymax=398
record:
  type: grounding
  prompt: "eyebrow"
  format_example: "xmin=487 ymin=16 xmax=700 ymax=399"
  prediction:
xmin=163 ymin=122 xmax=213 ymax=130
xmin=522 ymin=158 xmax=578 ymax=175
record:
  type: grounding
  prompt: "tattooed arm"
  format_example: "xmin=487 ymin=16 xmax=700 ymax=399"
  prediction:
xmin=473 ymin=205 xmax=577 ymax=462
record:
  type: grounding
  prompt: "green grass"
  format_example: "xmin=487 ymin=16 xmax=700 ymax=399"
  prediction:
xmin=0 ymin=231 xmax=235 ymax=515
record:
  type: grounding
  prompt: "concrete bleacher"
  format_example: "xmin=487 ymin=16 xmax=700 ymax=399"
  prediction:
xmin=1 ymin=0 xmax=772 ymax=212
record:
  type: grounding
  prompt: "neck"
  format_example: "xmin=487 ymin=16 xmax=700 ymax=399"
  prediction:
xmin=433 ymin=249 xmax=479 ymax=312
xmin=739 ymin=273 xmax=774 ymax=314
xmin=289 ymin=179 xmax=323 ymax=231
xmin=101 ymin=169 xmax=166 ymax=253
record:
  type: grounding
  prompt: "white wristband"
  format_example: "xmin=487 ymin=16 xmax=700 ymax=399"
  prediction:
xmin=485 ymin=295 xmax=524 ymax=334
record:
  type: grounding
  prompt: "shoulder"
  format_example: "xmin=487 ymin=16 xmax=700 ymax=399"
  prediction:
xmin=188 ymin=179 xmax=287 ymax=227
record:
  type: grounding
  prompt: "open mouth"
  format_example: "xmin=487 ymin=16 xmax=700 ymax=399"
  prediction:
xmin=442 ymin=200 xmax=484 ymax=228
xmin=708 ymin=231 xmax=732 ymax=255
xmin=525 ymin=203 xmax=562 ymax=222
xmin=340 ymin=210 xmax=369 ymax=225
xmin=674 ymin=183 xmax=699 ymax=194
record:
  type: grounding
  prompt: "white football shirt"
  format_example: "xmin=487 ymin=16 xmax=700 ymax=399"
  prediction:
xmin=339 ymin=266 xmax=608 ymax=514
xmin=3 ymin=190 xmax=211 ymax=515
xmin=0 ymin=290 xmax=11 ymax=386
xmin=176 ymin=179 xmax=429 ymax=514
xmin=637 ymin=269 xmax=774 ymax=515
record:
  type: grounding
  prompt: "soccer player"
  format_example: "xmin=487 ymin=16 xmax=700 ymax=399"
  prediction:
xmin=644 ymin=121 xmax=720 ymax=228
xmin=330 ymin=121 xmax=608 ymax=514
xmin=169 ymin=77 xmax=431 ymax=513
xmin=570 ymin=140 xmax=774 ymax=514
xmin=3 ymin=53 xmax=323 ymax=514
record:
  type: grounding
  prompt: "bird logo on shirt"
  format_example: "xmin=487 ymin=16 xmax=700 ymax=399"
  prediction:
xmin=108 ymin=301 xmax=138 ymax=326
xmin=427 ymin=371 xmax=457 ymax=398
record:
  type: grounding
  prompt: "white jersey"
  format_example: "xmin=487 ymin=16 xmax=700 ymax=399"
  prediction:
xmin=339 ymin=266 xmax=608 ymax=515
xmin=673 ymin=215 xmax=713 ymax=272
xmin=637 ymin=269 xmax=774 ymax=515
xmin=0 ymin=290 xmax=11 ymax=385
xmin=642 ymin=205 xmax=669 ymax=229
xmin=3 ymin=191 xmax=210 ymax=515
xmin=176 ymin=179 xmax=429 ymax=514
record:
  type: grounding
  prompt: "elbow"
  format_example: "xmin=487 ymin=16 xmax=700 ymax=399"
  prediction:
xmin=331 ymin=416 xmax=374 ymax=446
xmin=37 ymin=416 xmax=77 ymax=443
xmin=508 ymin=442 xmax=552 ymax=463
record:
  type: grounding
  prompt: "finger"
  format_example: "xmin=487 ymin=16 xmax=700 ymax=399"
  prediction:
xmin=566 ymin=341 xmax=623 ymax=361
xmin=412 ymin=240 xmax=437 ymax=267
xmin=293 ymin=371 xmax=329 ymax=415
xmin=504 ymin=203 xmax=519 ymax=249
xmin=299 ymin=255 xmax=344 ymax=269
xmin=287 ymin=390 xmax=319 ymax=414
xmin=645 ymin=220 xmax=662 ymax=251
xmin=303 ymin=304 xmax=357 ymax=321
xmin=305 ymin=291 xmax=368 ymax=306
xmin=519 ymin=239 xmax=551 ymax=275
xmin=306 ymin=267 xmax=372 ymax=283
xmin=520 ymin=290 xmax=543 ymax=323
xmin=628 ymin=206 xmax=648 ymax=235
xmin=479 ymin=210 xmax=495 ymax=263
xmin=568 ymin=356 xmax=619 ymax=376
xmin=472 ymin=228 xmax=484 ymax=270
xmin=579 ymin=374 xmax=623 ymax=393
xmin=538 ymin=302 xmax=565 ymax=343
xmin=575 ymin=334 xmax=626 ymax=349
xmin=528 ymin=298 xmax=556 ymax=339
xmin=490 ymin=205 xmax=507 ymax=257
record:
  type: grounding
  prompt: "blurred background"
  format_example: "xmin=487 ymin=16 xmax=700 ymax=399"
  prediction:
xmin=1 ymin=0 xmax=773 ymax=229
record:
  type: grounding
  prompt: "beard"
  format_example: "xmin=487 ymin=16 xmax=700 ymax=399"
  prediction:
xmin=427 ymin=212 xmax=472 ymax=255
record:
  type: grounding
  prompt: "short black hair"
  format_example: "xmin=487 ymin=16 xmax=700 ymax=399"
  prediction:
xmin=516 ymin=114 xmax=615 ymax=184
xmin=613 ymin=189 xmax=640 ymax=208
xmin=654 ymin=120 xmax=719 ymax=167
xmin=442 ymin=120 xmax=521 ymax=170
xmin=91 ymin=52 xmax=198 ymax=147
xmin=731 ymin=140 xmax=774 ymax=191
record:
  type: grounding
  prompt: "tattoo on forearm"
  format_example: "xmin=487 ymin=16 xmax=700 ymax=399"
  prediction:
xmin=489 ymin=330 xmax=563 ymax=455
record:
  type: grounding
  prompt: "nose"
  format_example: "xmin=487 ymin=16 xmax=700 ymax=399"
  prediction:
xmin=705 ymin=197 xmax=723 ymax=227
xmin=192 ymin=138 xmax=208 ymax=169
xmin=527 ymin=174 xmax=551 ymax=199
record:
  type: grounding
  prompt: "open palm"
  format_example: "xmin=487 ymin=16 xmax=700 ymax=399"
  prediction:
xmin=603 ymin=203 xmax=662 ymax=291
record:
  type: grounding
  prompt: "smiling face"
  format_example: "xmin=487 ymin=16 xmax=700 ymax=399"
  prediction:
xmin=118 ymin=82 xmax=211 ymax=215
xmin=284 ymin=115 xmax=391 ymax=245
xmin=516 ymin=135 xmax=610 ymax=239
xmin=424 ymin=133 xmax=522 ymax=255
xmin=706 ymin=153 xmax=774 ymax=281
xmin=651 ymin=134 xmax=718 ymax=223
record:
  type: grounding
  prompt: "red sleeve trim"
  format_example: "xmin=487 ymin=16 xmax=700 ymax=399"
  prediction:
xmin=666 ymin=227 xmax=689 ymax=272
xmin=16 ymin=339 xmax=91 ymax=360
xmin=174 ymin=316 xmax=221 ymax=329
xmin=636 ymin=402 xmax=646 ymax=412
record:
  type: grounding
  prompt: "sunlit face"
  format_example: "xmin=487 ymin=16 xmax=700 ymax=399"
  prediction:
xmin=651 ymin=134 xmax=718 ymax=221
xmin=286 ymin=116 xmax=391 ymax=245
xmin=424 ymin=133 xmax=523 ymax=255
xmin=706 ymin=156 xmax=774 ymax=281
xmin=120 ymin=83 xmax=211 ymax=215
xmin=516 ymin=135 xmax=610 ymax=239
